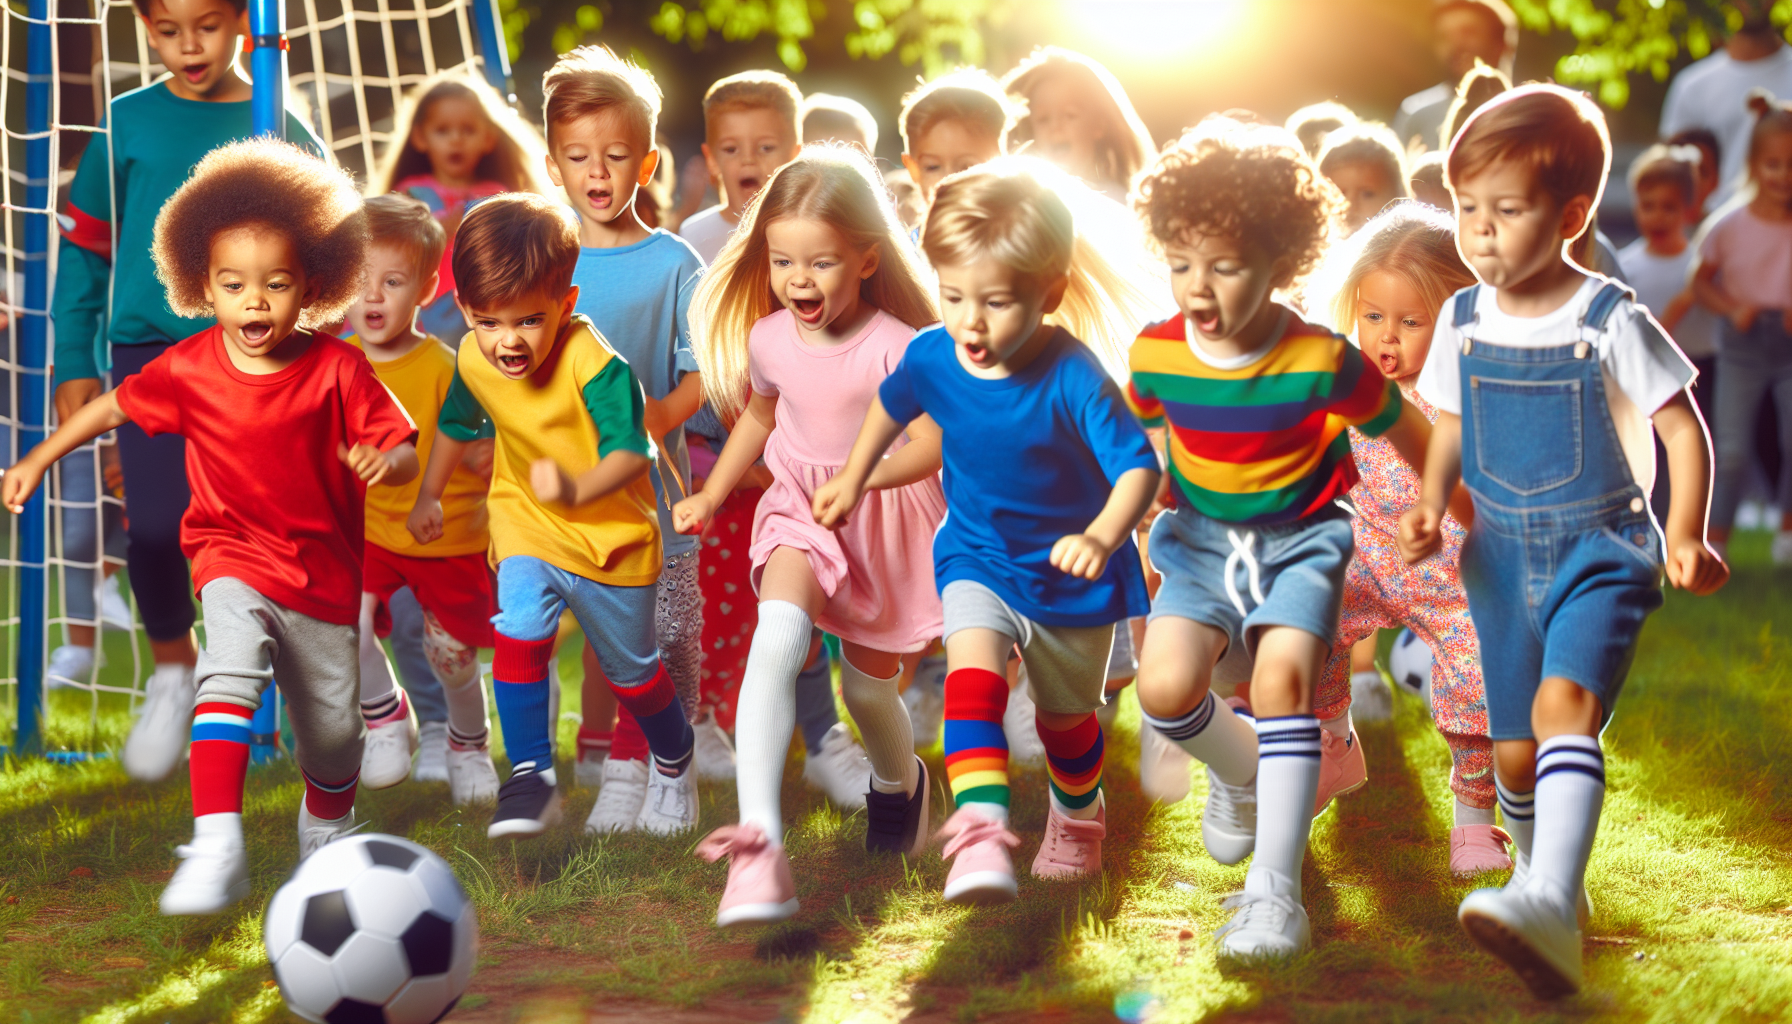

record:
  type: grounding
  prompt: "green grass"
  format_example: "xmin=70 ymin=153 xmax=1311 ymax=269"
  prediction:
xmin=0 ymin=536 xmax=1788 ymax=1023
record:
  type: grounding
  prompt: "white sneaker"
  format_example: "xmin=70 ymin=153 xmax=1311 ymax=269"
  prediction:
xmin=1458 ymin=885 xmax=1583 ymax=999
xmin=904 ymin=659 xmax=946 ymax=747
xmin=159 ymin=833 xmax=249 ymax=915
xmin=1350 ymin=671 xmax=1394 ymax=723
xmin=298 ymin=805 xmax=362 ymax=860
xmin=1138 ymin=720 xmax=1193 ymax=804
xmin=447 ymin=740 xmax=500 ymax=805
xmin=802 ymin=722 xmax=870 ymax=810
xmin=1201 ymin=767 xmax=1257 ymax=865
xmin=636 ymin=766 xmax=700 ymax=834
xmin=574 ymin=749 xmax=608 ymax=788
xmin=1773 ymin=531 xmax=1792 ymax=566
xmin=693 ymin=713 xmax=737 ymax=780
xmin=100 ymin=575 xmax=133 ymax=632
xmin=1507 ymin=852 xmax=1593 ymax=928
xmin=358 ymin=692 xmax=418 ymax=790
xmin=47 ymin=644 xmax=97 ymax=689
xmin=1216 ymin=889 xmax=1311 ymax=959
xmin=585 ymin=758 xmax=649 ymax=834
xmin=413 ymin=722 xmax=449 ymax=782
xmin=123 ymin=664 xmax=197 ymax=782
xmin=1003 ymin=675 xmax=1046 ymax=766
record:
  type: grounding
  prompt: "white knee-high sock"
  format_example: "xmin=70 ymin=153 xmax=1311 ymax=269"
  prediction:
xmin=1245 ymin=715 xmax=1321 ymax=901
xmin=357 ymin=602 xmax=396 ymax=703
xmin=838 ymin=655 xmax=915 ymax=796
xmin=733 ymin=601 xmax=812 ymax=847
xmin=1496 ymin=775 xmax=1535 ymax=875
xmin=1528 ymin=735 xmax=1604 ymax=910
xmin=1141 ymin=691 xmax=1258 ymax=786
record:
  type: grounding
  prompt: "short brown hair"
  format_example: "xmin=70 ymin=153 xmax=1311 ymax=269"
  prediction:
xmin=1447 ymin=84 xmax=1610 ymax=213
xmin=542 ymin=44 xmax=661 ymax=147
xmin=362 ymin=194 xmax=446 ymax=280
xmin=900 ymin=69 xmax=1013 ymax=153
xmin=802 ymin=93 xmax=877 ymax=152
xmin=451 ymin=193 xmax=579 ymax=311
xmin=1435 ymin=0 xmax=1519 ymax=55
xmin=702 ymin=71 xmax=801 ymax=142
xmin=1318 ymin=122 xmax=1409 ymax=199
xmin=152 ymin=137 xmax=366 ymax=329
xmin=134 ymin=0 xmax=245 ymax=21
xmin=1627 ymin=143 xmax=1700 ymax=207
xmin=1285 ymin=101 xmax=1357 ymax=158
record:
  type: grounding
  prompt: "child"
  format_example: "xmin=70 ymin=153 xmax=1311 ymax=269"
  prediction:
xmin=1003 ymin=47 xmax=1156 ymax=201
xmin=1692 ymin=90 xmax=1792 ymax=562
xmin=11 ymin=138 xmax=420 ymax=914
xmin=50 ymin=0 xmax=324 ymax=786
xmin=899 ymin=69 xmax=1014 ymax=206
xmin=1410 ymin=151 xmax=1453 ymax=211
xmin=1402 ymin=84 xmax=1728 ymax=997
xmin=802 ymin=93 xmax=879 ymax=154
xmin=1617 ymin=145 xmax=1715 ymax=404
xmin=1317 ymin=122 xmax=1410 ymax=233
xmin=344 ymin=194 xmax=500 ymax=806
xmin=1667 ymin=127 xmax=1721 ymax=217
xmin=678 ymin=146 xmax=943 ymax=926
xmin=1127 ymin=118 xmax=1436 ymax=958
xmin=679 ymin=71 xmax=804 ymax=263
xmin=1285 ymin=100 xmax=1358 ymax=158
xmin=814 ymin=156 xmax=1165 ymax=906
xmin=408 ymin=193 xmax=698 ymax=840
xmin=372 ymin=72 xmax=551 ymax=340
xmin=537 ymin=46 xmax=714 ymax=834
xmin=1309 ymin=202 xmax=1503 ymax=876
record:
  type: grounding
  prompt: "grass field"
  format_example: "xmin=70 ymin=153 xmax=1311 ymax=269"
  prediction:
xmin=0 ymin=534 xmax=1788 ymax=1024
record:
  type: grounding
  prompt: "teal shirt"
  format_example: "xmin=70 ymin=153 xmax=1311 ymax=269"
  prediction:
xmin=51 ymin=82 xmax=324 ymax=384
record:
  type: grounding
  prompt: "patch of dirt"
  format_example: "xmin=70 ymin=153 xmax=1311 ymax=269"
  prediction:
xmin=446 ymin=944 xmax=795 ymax=1024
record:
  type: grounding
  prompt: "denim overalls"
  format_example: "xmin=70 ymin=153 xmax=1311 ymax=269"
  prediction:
xmin=1451 ymin=283 xmax=1665 ymax=740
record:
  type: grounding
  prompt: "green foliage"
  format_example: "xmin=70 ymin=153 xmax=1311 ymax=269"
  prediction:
xmin=638 ymin=0 xmax=1003 ymax=74
xmin=648 ymin=0 xmax=824 ymax=70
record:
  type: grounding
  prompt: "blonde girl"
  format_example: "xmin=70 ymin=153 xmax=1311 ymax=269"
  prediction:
xmin=814 ymin=156 xmax=1167 ymax=905
xmin=677 ymin=145 xmax=944 ymax=927
xmin=1003 ymin=47 xmax=1156 ymax=201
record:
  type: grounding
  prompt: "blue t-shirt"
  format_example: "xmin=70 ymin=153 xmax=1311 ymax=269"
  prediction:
xmin=571 ymin=229 xmax=703 ymax=557
xmin=879 ymin=325 xmax=1157 ymax=626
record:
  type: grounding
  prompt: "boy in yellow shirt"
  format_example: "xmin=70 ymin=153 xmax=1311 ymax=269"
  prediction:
xmin=408 ymin=192 xmax=697 ymax=838
xmin=346 ymin=194 xmax=500 ymax=805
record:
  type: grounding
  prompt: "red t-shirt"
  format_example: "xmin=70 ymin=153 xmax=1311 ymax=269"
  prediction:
xmin=114 ymin=326 xmax=417 ymax=625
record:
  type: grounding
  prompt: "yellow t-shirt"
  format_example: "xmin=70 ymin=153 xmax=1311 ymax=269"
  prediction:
xmin=347 ymin=335 xmax=490 ymax=558
xmin=440 ymin=316 xmax=661 ymax=586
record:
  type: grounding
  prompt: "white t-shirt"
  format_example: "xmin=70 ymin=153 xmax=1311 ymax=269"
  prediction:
xmin=1616 ymin=238 xmax=1718 ymax=358
xmin=1417 ymin=276 xmax=1696 ymax=492
xmin=677 ymin=204 xmax=738 ymax=264
xmin=1660 ymin=46 xmax=1792 ymax=210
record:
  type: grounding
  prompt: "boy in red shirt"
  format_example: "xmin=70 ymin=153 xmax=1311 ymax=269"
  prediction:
xmin=3 ymin=138 xmax=419 ymax=915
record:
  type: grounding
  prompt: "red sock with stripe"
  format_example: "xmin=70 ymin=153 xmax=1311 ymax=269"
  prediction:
xmin=302 ymin=768 xmax=359 ymax=820
xmin=943 ymin=668 xmax=1010 ymax=818
xmin=1037 ymin=712 xmax=1104 ymax=819
xmin=189 ymin=702 xmax=253 ymax=817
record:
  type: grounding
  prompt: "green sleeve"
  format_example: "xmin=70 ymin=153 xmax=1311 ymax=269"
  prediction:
xmin=581 ymin=357 xmax=652 ymax=460
xmin=287 ymin=112 xmax=327 ymax=160
xmin=438 ymin=369 xmax=490 ymax=441
xmin=51 ymin=244 xmax=108 ymax=384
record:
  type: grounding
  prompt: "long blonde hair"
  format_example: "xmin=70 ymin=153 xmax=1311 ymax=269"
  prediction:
xmin=1309 ymin=200 xmax=1474 ymax=336
xmin=371 ymin=72 xmax=552 ymax=197
xmin=1003 ymin=47 xmax=1157 ymax=193
xmin=922 ymin=156 xmax=1169 ymax=380
xmin=693 ymin=144 xmax=938 ymax=422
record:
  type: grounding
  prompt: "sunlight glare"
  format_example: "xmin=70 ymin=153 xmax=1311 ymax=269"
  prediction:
xmin=1061 ymin=0 xmax=1248 ymax=60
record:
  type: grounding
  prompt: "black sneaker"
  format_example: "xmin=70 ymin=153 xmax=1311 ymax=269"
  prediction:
xmin=487 ymin=767 xmax=563 ymax=839
xmin=864 ymin=757 xmax=930 ymax=857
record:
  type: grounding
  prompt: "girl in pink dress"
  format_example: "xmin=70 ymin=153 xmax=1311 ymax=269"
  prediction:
xmin=673 ymin=146 xmax=945 ymax=927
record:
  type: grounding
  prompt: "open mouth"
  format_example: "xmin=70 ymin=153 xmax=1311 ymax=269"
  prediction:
xmin=361 ymin=311 xmax=386 ymax=332
xmin=240 ymin=321 xmax=273 ymax=344
xmin=1191 ymin=311 xmax=1222 ymax=337
xmin=962 ymin=341 xmax=992 ymax=365
xmin=791 ymin=297 xmax=823 ymax=323
xmin=497 ymin=352 xmax=530 ymax=374
xmin=587 ymin=188 xmax=613 ymax=210
xmin=182 ymin=63 xmax=209 ymax=84
xmin=738 ymin=176 xmax=762 ymax=195
xmin=1377 ymin=351 xmax=1403 ymax=378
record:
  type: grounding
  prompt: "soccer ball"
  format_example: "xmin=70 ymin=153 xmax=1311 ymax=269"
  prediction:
xmin=264 ymin=834 xmax=477 ymax=1024
xmin=1388 ymin=627 xmax=1433 ymax=704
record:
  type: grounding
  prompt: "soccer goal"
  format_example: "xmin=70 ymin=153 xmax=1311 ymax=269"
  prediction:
xmin=0 ymin=0 xmax=508 ymax=755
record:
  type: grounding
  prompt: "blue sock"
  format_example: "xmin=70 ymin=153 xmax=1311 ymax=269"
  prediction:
xmin=492 ymin=634 xmax=556 ymax=776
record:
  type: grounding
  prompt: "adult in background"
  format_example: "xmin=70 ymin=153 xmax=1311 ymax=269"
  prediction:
xmin=1392 ymin=0 xmax=1518 ymax=154
xmin=1661 ymin=0 xmax=1792 ymax=211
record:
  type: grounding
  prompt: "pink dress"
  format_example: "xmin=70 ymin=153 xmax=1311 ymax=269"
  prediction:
xmin=746 ymin=308 xmax=946 ymax=652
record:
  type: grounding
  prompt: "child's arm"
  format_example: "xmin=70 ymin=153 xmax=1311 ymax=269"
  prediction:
xmin=1653 ymin=391 xmax=1729 ymax=594
xmin=812 ymin=396 xmax=913 ymax=530
xmin=671 ymin=392 xmax=777 ymax=535
xmin=1691 ymin=260 xmax=1755 ymax=330
xmin=643 ymin=373 xmax=704 ymax=440
xmin=2 ymin=391 xmax=130 ymax=514
xmin=1398 ymin=411 xmax=1463 ymax=564
xmin=1050 ymin=465 xmax=1160 ymax=581
xmin=339 ymin=441 xmax=419 ymax=488
xmin=407 ymin=433 xmax=468 ymax=545
xmin=1381 ymin=403 xmax=1476 ymax=527
xmin=864 ymin=414 xmax=943 ymax=490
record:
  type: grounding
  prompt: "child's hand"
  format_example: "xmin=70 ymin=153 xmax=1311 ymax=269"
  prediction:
xmin=1050 ymin=534 xmax=1115 ymax=581
xmin=811 ymin=475 xmax=863 ymax=531
xmin=407 ymin=497 xmax=444 ymax=545
xmin=1729 ymin=305 xmax=1758 ymax=331
xmin=671 ymin=492 xmax=717 ymax=536
xmin=530 ymin=458 xmax=576 ymax=504
xmin=1 ymin=459 xmax=45 ymax=515
xmin=338 ymin=443 xmax=398 ymax=485
xmin=1666 ymin=536 xmax=1729 ymax=595
xmin=1398 ymin=505 xmax=1445 ymax=564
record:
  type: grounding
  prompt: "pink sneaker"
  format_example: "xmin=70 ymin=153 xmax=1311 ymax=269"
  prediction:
xmin=1031 ymin=802 xmax=1106 ymax=880
xmin=1313 ymin=726 xmax=1366 ymax=816
xmin=695 ymin=824 xmax=799 ymax=927
xmin=1450 ymin=824 xmax=1513 ymax=876
xmin=937 ymin=808 xmax=1020 ymax=905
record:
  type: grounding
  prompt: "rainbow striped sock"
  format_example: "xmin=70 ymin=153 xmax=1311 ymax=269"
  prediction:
xmin=943 ymin=667 xmax=1010 ymax=811
xmin=1037 ymin=712 xmax=1103 ymax=814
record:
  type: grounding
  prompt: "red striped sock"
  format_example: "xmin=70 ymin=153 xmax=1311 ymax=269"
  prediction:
xmin=610 ymin=707 xmax=649 ymax=762
xmin=189 ymin=702 xmax=253 ymax=817
xmin=302 ymin=768 xmax=359 ymax=820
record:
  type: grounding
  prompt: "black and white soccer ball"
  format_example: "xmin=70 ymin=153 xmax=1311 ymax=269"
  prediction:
xmin=1388 ymin=627 xmax=1433 ymax=704
xmin=264 ymin=834 xmax=477 ymax=1024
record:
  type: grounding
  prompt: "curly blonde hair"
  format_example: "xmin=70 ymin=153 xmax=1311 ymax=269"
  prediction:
xmin=152 ymin=137 xmax=367 ymax=328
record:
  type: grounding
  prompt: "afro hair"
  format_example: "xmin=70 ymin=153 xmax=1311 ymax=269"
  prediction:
xmin=1135 ymin=115 xmax=1342 ymax=285
xmin=152 ymin=137 xmax=367 ymax=329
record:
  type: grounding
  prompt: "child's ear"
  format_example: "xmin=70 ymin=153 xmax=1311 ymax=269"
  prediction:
xmin=1040 ymin=272 xmax=1072 ymax=315
xmin=859 ymin=243 xmax=881 ymax=281
xmin=701 ymin=143 xmax=721 ymax=182
xmin=544 ymin=150 xmax=564 ymax=188
xmin=1559 ymin=194 xmax=1594 ymax=242
xmin=638 ymin=148 xmax=660 ymax=187
xmin=235 ymin=9 xmax=250 ymax=45
xmin=562 ymin=285 xmax=580 ymax=323
xmin=419 ymin=270 xmax=441 ymax=308
xmin=901 ymin=154 xmax=923 ymax=190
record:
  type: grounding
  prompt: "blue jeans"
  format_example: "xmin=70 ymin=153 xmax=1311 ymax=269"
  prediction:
xmin=492 ymin=555 xmax=658 ymax=686
xmin=1710 ymin=315 xmax=1792 ymax=529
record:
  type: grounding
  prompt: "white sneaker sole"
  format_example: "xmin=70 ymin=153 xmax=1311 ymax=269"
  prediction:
xmin=716 ymin=897 xmax=800 ymax=928
xmin=160 ymin=877 xmax=249 ymax=916
xmin=1218 ymin=929 xmax=1311 ymax=960
xmin=1202 ymin=824 xmax=1254 ymax=866
xmin=487 ymin=792 xmax=563 ymax=839
xmin=943 ymin=870 xmax=1018 ymax=905
xmin=1459 ymin=903 xmax=1580 ymax=999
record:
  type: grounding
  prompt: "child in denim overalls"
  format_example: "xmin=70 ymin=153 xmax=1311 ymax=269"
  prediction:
xmin=1401 ymin=85 xmax=1729 ymax=999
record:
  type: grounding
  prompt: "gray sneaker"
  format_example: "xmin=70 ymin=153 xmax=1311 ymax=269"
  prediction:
xmin=635 ymin=766 xmax=699 ymax=834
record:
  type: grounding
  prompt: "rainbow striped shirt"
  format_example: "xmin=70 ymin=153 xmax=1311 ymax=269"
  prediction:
xmin=1125 ymin=309 xmax=1402 ymax=525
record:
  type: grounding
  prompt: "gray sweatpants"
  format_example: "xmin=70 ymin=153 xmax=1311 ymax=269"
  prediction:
xmin=196 ymin=577 xmax=363 ymax=784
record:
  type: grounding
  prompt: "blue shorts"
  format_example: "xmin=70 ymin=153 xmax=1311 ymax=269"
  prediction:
xmin=1459 ymin=494 xmax=1664 ymax=741
xmin=1147 ymin=504 xmax=1354 ymax=657
xmin=492 ymin=555 xmax=659 ymax=686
